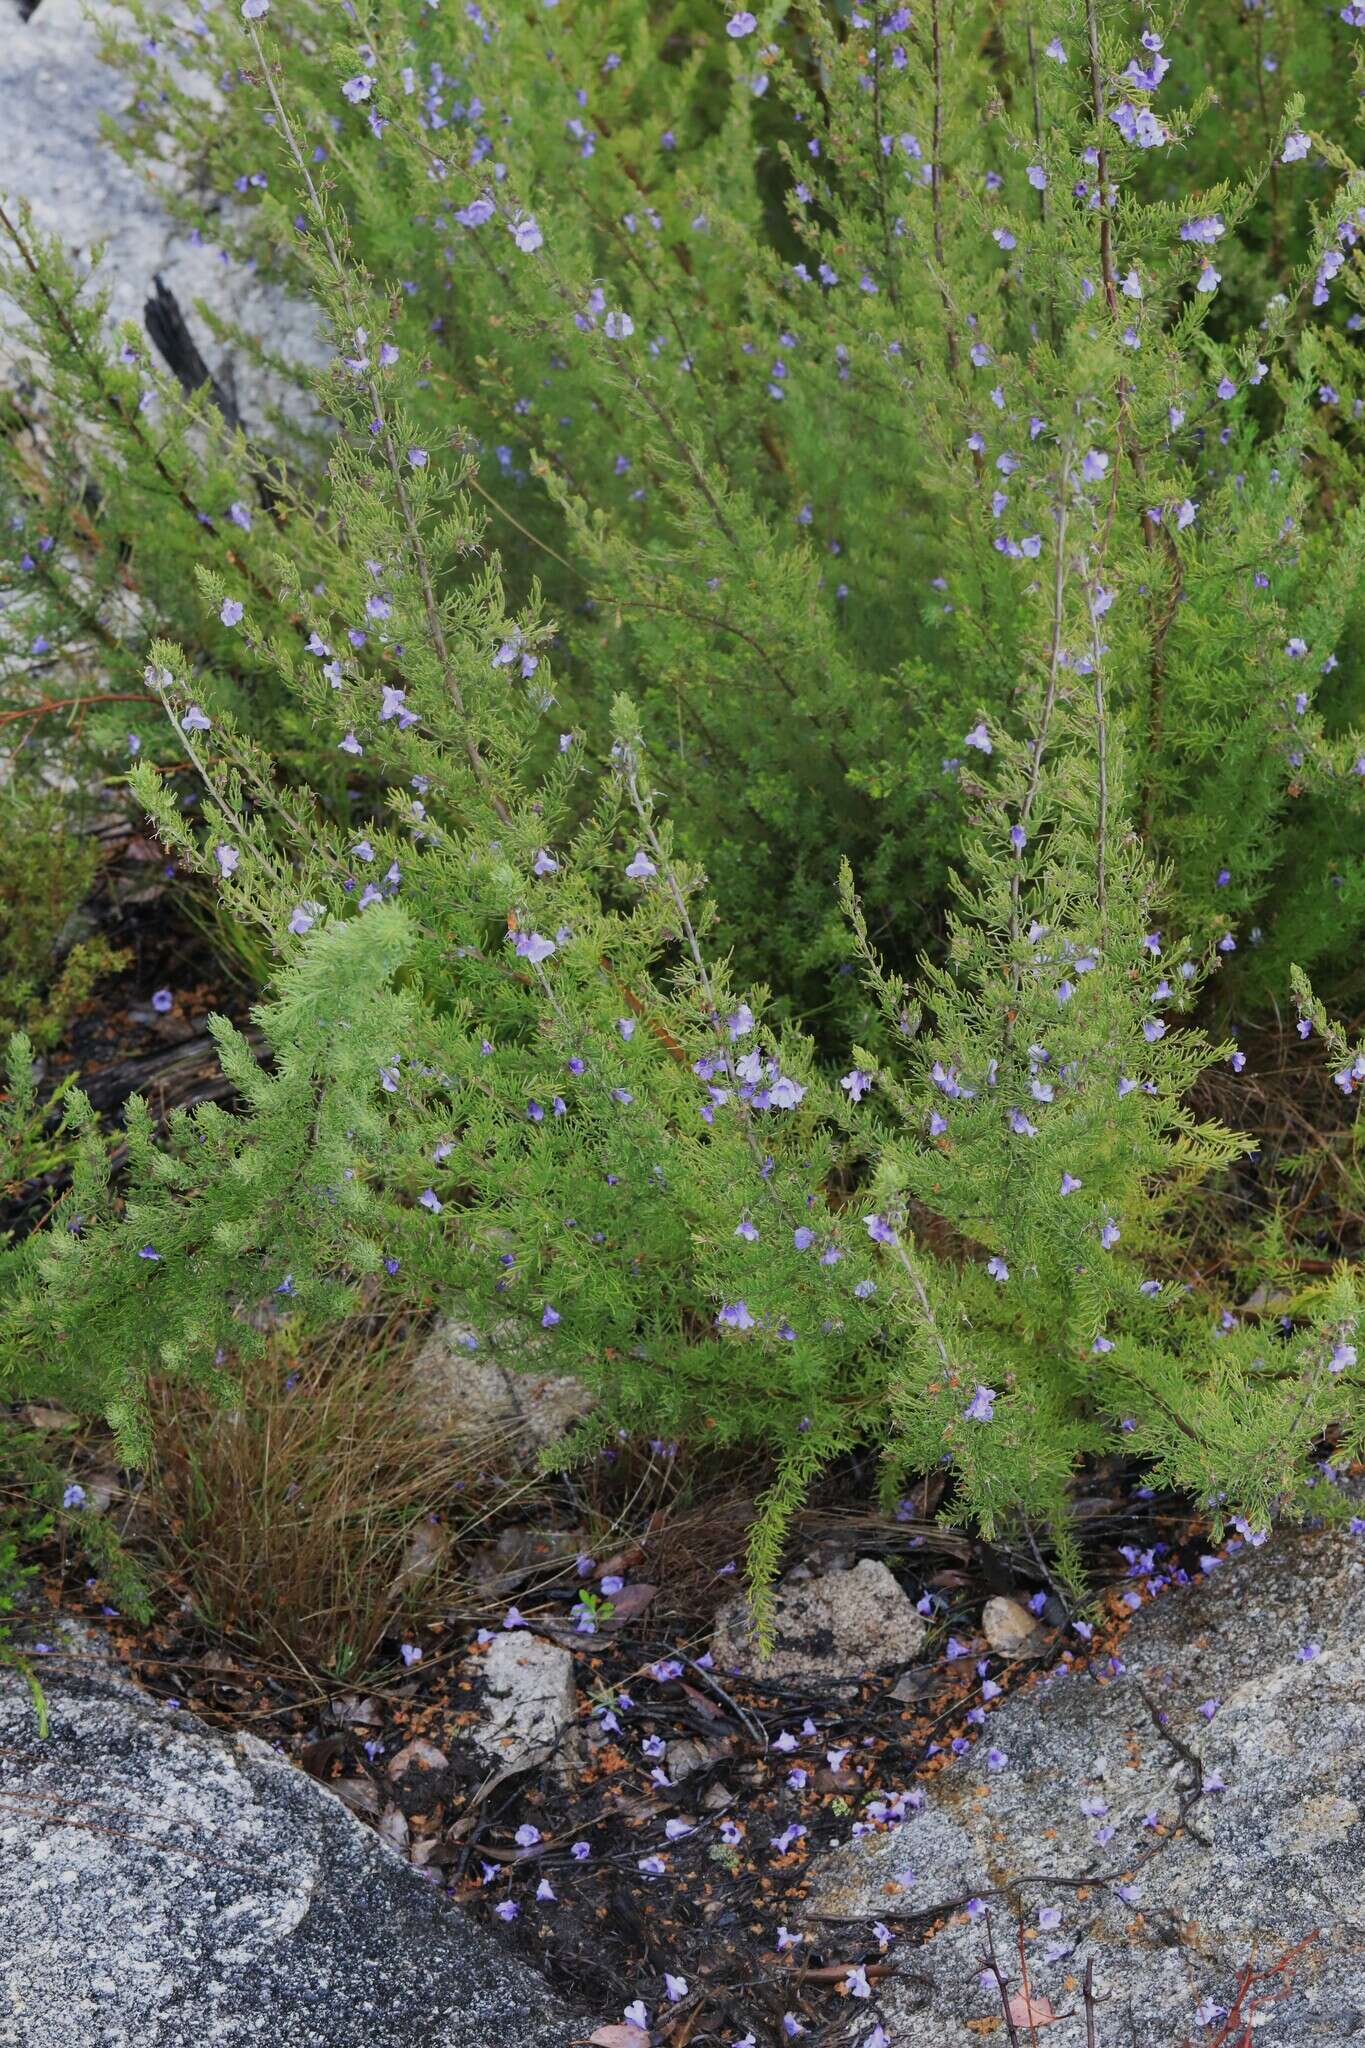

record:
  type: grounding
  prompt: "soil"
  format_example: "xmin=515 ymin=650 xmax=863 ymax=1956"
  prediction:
xmin=24 ymin=1450 xmax=1234 ymax=2047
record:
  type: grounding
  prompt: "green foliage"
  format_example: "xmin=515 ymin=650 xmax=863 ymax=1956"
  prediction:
xmin=0 ymin=788 xmax=126 ymax=1051
xmin=81 ymin=0 xmax=1365 ymax=1015
xmin=3 ymin=0 xmax=1365 ymax=1590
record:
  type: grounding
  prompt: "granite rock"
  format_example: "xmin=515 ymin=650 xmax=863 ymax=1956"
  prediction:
xmin=814 ymin=1528 xmax=1365 ymax=2044
xmin=712 ymin=1557 xmax=928 ymax=1682
xmin=0 ymin=0 xmax=318 ymax=420
xmin=0 ymin=1639 xmax=582 ymax=2047
xmin=471 ymin=1629 xmax=581 ymax=1779
xmin=410 ymin=1315 xmax=594 ymax=1453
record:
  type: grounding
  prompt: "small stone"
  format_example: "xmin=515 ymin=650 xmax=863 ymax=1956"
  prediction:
xmin=17 ymin=1402 xmax=75 ymax=1431
xmin=981 ymin=1595 xmax=1046 ymax=1657
xmin=712 ymin=1558 xmax=927 ymax=1681
xmin=410 ymin=1318 xmax=593 ymax=1453
xmin=472 ymin=1631 xmax=580 ymax=1778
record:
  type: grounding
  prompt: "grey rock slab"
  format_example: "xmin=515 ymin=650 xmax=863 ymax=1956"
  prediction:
xmin=0 ymin=1647 xmax=583 ymax=2047
xmin=813 ymin=1528 xmax=1365 ymax=2044
xmin=712 ymin=1557 xmax=928 ymax=1683
xmin=0 ymin=0 xmax=319 ymax=419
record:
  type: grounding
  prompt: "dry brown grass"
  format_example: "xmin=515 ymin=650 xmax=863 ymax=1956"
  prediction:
xmin=143 ymin=1314 xmax=518 ymax=1678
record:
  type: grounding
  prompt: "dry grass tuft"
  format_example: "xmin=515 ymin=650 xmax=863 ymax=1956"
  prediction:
xmin=144 ymin=1314 xmax=519 ymax=1677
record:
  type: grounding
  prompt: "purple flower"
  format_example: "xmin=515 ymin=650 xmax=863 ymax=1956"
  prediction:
xmin=624 ymin=848 xmax=657 ymax=880
xmin=541 ymin=1305 xmax=561 ymax=1328
xmin=62 ymin=1483 xmax=86 ymax=1510
xmin=241 ymin=0 xmax=269 ymax=17
xmin=965 ymin=1384 xmax=997 ymax=1421
xmin=407 ymin=447 xmax=428 ymax=469
xmin=512 ymin=930 xmax=556 ymax=963
xmin=840 ymin=1068 xmax=873 ymax=1103
xmin=219 ymin=598 xmax=244 ymax=627
xmin=1059 ymin=1172 xmax=1082 ymax=1195
xmin=214 ymin=845 xmax=239 ymax=879
xmin=180 ymin=704 xmax=211 ymax=734
xmin=511 ymin=215 xmax=544 ymax=253
xmin=964 ymin=721 xmax=992 ymax=754
xmin=418 ymin=1188 xmax=442 ymax=1213
xmin=342 ymin=74 xmax=373 ymax=105
xmin=727 ymin=9 xmax=757 ymax=33
xmin=717 ymin=1300 xmax=755 ymax=1330
xmin=1282 ymin=131 xmax=1311 ymax=163
xmin=150 ymin=988 xmax=174 ymax=1014
xmin=864 ymin=1212 xmax=898 ymax=1246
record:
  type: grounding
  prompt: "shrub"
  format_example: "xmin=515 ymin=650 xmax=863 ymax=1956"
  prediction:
xmin=86 ymin=0 xmax=1365 ymax=1014
xmin=3 ymin=0 xmax=1365 ymax=1596
xmin=0 ymin=787 xmax=126 ymax=1052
